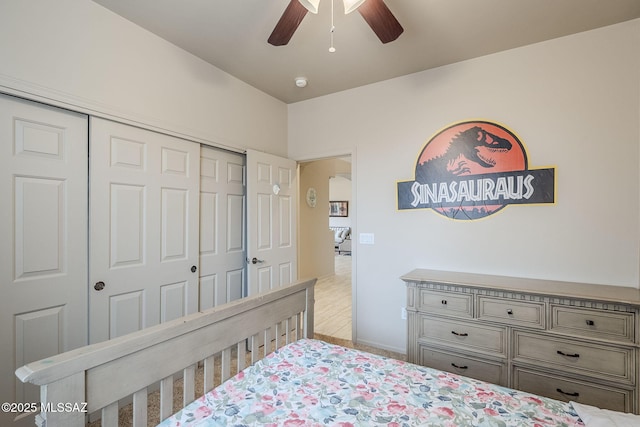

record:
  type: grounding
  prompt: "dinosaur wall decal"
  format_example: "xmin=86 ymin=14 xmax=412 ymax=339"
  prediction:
xmin=415 ymin=126 xmax=513 ymax=184
xmin=397 ymin=120 xmax=555 ymax=220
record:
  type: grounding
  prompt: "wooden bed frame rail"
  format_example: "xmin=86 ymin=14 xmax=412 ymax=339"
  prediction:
xmin=16 ymin=278 xmax=316 ymax=427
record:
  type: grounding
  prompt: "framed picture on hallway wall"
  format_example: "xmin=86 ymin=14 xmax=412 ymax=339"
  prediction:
xmin=329 ymin=201 xmax=348 ymax=217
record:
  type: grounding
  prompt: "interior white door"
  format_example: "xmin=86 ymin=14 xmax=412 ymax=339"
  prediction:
xmin=89 ymin=118 xmax=200 ymax=343
xmin=199 ymin=146 xmax=246 ymax=309
xmin=0 ymin=94 xmax=88 ymax=427
xmin=246 ymin=149 xmax=297 ymax=295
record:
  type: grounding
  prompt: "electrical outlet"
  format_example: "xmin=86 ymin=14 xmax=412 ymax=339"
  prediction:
xmin=401 ymin=307 xmax=407 ymax=320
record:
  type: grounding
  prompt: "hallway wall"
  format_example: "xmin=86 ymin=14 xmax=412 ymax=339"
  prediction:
xmin=299 ymin=160 xmax=336 ymax=279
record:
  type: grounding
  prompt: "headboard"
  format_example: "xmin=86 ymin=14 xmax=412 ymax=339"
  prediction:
xmin=16 ymin=278 xmax=316 ymax=427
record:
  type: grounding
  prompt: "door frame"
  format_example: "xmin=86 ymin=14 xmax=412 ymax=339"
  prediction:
xmin=294 ymin=148 xmax=357 ymax=343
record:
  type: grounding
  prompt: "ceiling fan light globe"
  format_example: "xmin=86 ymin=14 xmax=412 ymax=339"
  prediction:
xmin=298 ymin=0 xmax=320 ymax=13
xmin=343 ymin=0 xmax=366 ymax=14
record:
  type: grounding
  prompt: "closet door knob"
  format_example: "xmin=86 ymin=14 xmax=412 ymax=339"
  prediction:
xmin=94 ymin=281 xmax=106 ymax=291
xmin=191 ymin=265 xmax=197 ymax=273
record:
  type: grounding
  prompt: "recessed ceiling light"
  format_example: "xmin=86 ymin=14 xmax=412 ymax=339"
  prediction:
xmin=295 ymin=77 xmax=308 ymax=88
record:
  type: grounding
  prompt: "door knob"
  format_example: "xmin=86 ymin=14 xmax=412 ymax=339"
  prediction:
xmin=94 ymin=281 xmax=105 ymax=291
xmin=191 ymin=265 xmax=197 ymax=273
xmin=250 ymin=257 xmax=264 ymax=264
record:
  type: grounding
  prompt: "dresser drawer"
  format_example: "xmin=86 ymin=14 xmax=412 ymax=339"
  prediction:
xmin=513 ymin=367 xmax=632 ymax=413
xmin=477 ymin=296 xmax=545 ymax=328
xmin=418 ymin=315 xmax=506 ymax=356
xmin=419 ymin=345 xmax=507 ymax=386
xmin=416 ymin=289 xmax=473 ymax=318
xmin=513 ymin=331 xmax=635 ymax=384
xmin=551 ymin=305 xmax=635 ymax=343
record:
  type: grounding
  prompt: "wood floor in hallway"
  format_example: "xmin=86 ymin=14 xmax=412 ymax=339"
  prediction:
xmin=314 ymin=254 xmax=352 ymax=340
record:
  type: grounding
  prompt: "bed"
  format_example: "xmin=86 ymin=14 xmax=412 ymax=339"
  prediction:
xmin=14 ymin=278 xmax=639 ymax=427
xmin=157 ymin=338 xmax=583 ymax=427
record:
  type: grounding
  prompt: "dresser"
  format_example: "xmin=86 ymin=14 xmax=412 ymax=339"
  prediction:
xmin=402 ymin=269 xmax=640 ymax=414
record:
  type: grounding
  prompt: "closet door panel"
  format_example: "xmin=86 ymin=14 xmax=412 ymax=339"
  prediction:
xmin=0 ymin=94 xmax=88 ymax=427
xmin=89 ymin=118 xmax=200 ymax=343
xmin=199 ymin=146 xmax=246 ymax=310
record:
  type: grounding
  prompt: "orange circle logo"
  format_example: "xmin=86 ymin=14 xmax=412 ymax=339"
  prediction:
xmin=397 ymin=120 xmax=554 ymax=220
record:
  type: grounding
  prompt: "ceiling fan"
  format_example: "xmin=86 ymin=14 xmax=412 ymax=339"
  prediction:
xmin=268 ymin=0 xmax=403 ymax=46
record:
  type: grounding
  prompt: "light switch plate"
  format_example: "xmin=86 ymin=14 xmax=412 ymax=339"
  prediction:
xmin=359 ymin=233 xmax=374 ymax=245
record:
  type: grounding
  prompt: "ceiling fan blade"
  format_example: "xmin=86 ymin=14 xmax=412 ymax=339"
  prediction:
xmin=268 ymin=0 xmax=309 ymax=46
xmin=358 ymin=0 xmax=403 ymax=44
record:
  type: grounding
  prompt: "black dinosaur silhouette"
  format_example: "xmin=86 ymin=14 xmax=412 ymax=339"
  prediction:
xmin=415 ymin=126 xmax=512 ymax=184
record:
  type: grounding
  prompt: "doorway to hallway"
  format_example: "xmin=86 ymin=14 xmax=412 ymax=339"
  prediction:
xmin=298 ymin=155 xmax=353 ymax=342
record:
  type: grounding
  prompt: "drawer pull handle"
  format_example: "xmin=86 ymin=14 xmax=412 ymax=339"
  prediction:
xmin=557 ymin=350 xmax=580 ymax=358
xmin=506 ymin=309 xmax=514 ymax=315
xmin=451 ymin=363 xmax=468 ymax=370
xmin=451 ymin=331 xmax=468 ymax=337
xmin=585 ymin=320 xmax=595 ymax=326
xmin=441 ymin=300 xmax=447 ymax=305
xmin=556 ymin=388 xmax=580 ymax=397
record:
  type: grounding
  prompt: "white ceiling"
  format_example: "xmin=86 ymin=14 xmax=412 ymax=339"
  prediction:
xmin=92 ymin=0 xmax=640 ymax=104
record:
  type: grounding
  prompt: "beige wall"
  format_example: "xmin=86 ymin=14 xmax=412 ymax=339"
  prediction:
xmin=0 ymin=0 xmax=288 ymax=155
xmin=299 ymin=159 xmax=341 ymax=279
xmin=289 ymin=20 xmax=640 ymax=352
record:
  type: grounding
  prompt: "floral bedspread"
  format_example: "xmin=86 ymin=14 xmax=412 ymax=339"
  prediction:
xmin=158 ymin=339 xmax=583 ymax=426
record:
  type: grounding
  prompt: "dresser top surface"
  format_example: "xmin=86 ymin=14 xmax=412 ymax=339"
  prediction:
xmin=401 ymin=269 xmax=640 ymax=306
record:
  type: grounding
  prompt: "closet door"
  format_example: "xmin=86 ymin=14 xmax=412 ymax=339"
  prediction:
xmin=199 ymin=146 xmax=246 ymax=309
xmin=89 ymin=118 xmax=200 ymax=343
xmin=0 ymin=94 xmax=88 ymax=427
